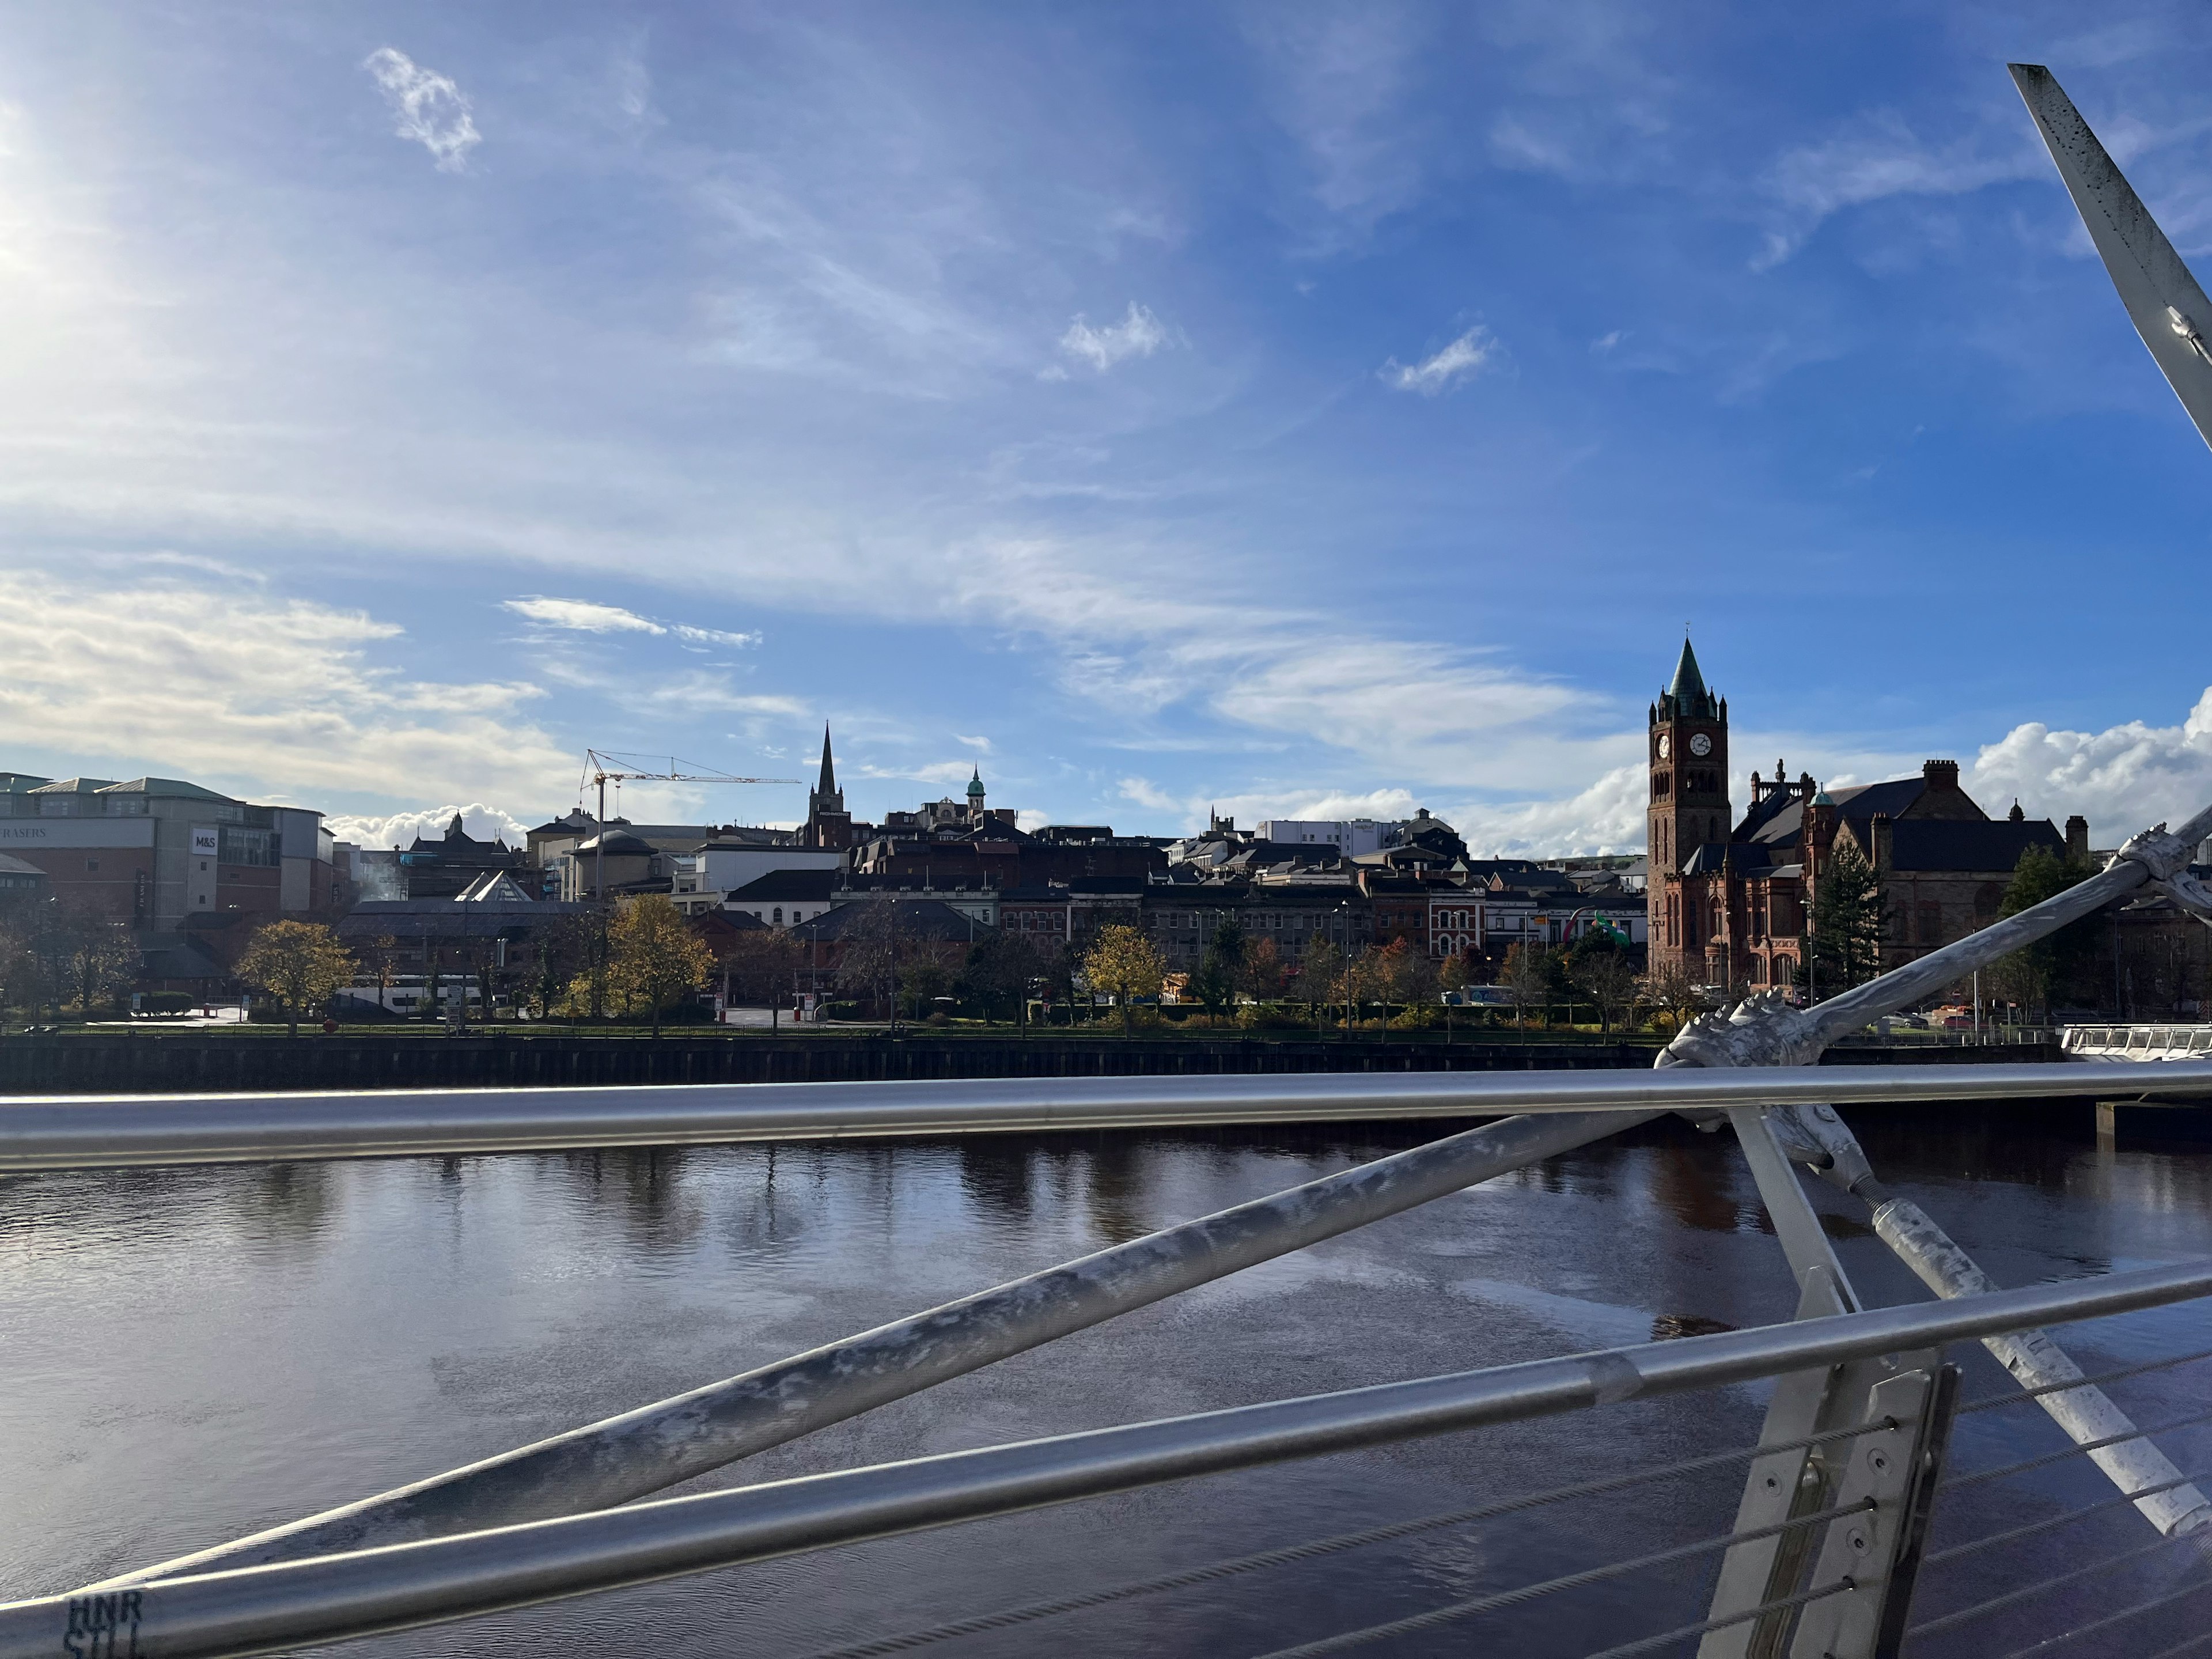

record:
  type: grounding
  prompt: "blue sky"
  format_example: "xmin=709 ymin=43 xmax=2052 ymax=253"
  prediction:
xmin=5 ymin=2 xmax=2212 ymax=854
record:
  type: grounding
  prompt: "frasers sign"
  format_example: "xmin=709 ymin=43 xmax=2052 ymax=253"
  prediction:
xmin=0 ymin=820 xmax=155 ymax=849
xmin=190 ymin=825 xmax=221 ymax=858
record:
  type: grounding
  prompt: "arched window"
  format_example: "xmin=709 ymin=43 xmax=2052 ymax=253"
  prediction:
xmin=1774 ymin=957 xmax=1795 ymax=985
xmin=773 ymin=907 xmax=783 ymax=925
xmin=1749 ymin=957 xmax=1766 ymax=983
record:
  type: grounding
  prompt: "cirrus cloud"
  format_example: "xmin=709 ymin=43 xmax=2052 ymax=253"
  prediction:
xmin=363 ymin=47 xmax=483 ymax=173
xmin=1052 ymin=302 xmax=1169 ymax=374
xmin=1381 ymin=324 xmax=1495 ymax=393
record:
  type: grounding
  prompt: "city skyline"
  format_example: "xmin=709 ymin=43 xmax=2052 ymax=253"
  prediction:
xmin=6 ymin=5 xmax=2212 ymax=855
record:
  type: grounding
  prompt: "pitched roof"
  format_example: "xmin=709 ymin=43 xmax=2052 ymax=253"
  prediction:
xmin=455 ymin=871 xmax=538 ymax=904
xmin=28 ymin=777 xmax=121 ymax=794
xmin=0 ymin=851 xmax=46 ymax=877
xmin=789 ymin=897 xmax=984 ymax=943
xmin=1830 ymin=777 xmax=1925 ymax=823
xmin=728 ymin=869 xmax=840 ymax=902
xmin=1882 ymin=819 xmax=2065 ymax=873
xmin=96 ymin=777 xmax=236 ymax=800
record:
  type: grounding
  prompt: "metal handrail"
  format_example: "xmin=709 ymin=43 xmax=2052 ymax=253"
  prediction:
xmin=5 ymin=1058 xmax=2202 ymax=1172
xmin=3 ymin=1260 xmax=2206 ymax=1659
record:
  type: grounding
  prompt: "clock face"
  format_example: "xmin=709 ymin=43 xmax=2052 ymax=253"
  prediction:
xmin=1656 ymin=733 xmax=1671 ymax=759
xmin=1689 ymin=732 xmax=1713 ymax=756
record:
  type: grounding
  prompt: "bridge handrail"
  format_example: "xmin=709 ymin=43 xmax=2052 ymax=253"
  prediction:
xmin=5 ymin=1258 xmax=2206 ymax=1659
xmin=3 ymin=1057 xmax=2202 ymax=1172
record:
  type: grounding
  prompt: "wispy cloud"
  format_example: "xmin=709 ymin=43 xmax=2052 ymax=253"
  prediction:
xmin=362 ymin=47 xmax=483 ymax=173
xmin=1244 ymin=7 xmax=1431 ymax=249
xmin=673 ymin=623 xmax=763 ymax=647
xmin=504 ymin=597 xmax=665 ymax=634
xmin=1753 ymin=109 xmax=2037 ymax=270
xmin=503 ymin=600 xmax=761 ymax=650
xmin=1381 ymin=325 xmax=1494 ymax=394
xmin=1053 ymin=302 xmax=1169 ymax=374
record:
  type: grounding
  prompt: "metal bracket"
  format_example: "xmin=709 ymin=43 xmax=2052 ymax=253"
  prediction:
xmin=1699 ymin=1268 xmax=1870 ymax=1658
xmin=1789 ymin=1364 xmax=1961 ymax=1659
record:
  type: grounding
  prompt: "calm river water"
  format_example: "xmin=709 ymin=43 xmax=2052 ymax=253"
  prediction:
xmin=5 ymin=1106 xmax=2210 ymax=1656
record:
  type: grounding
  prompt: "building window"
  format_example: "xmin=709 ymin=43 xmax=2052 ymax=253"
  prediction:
xmin=773 ymin=907 xmax=783 ymax=924
xmin=38 ymin=796 xmax=71 ymax=816
xmin=86 ymin=858 xmax=99 ymax=872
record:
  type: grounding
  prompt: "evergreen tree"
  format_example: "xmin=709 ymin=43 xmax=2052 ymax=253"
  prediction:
xmin=1992 ymin=844 xmax=2099 ymax=1018
xmin=1810 ymin=840 xmax=1886 ymax=992
xmin=1190 ymin=915 xmax=1244 ymax=1020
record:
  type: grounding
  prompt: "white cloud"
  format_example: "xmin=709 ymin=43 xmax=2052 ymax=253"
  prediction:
xmin=363 ymin=47 xmax=483 ymax=173
xmin=953 ymin=734 xmax=993 ymax=752
xmin=1590 ymin=329 xmax=1625 ymax=354
xmin=504 ymin=600 xmax=759 ymax=649
xmin=1450 ymin=763 xmax=1648 ymax=858
xmin=1056 ymin=302 xmax=1169 ymax=373
xmin=325 ymin=803 xmax=531 ymax=851
xmin=1969 ymin=690 xmax=2212 ymax=848
xmin=504 ymin=597 xmax=666 ymax=635
xmin=0 ymin=570 xmax=574 ymax=810
xmin=673 ymin=624 xmax=762 ymax=647
xmin=1381 ymin=325 xmax=1494 ymax=394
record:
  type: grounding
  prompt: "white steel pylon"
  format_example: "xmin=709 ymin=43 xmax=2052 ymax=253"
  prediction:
xmin=2012 ymin=63 xmax=2212 ymax=450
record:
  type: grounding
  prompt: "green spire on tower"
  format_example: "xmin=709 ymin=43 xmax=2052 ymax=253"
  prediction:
xmin=1662 ymin=636 xmax=1719 ymax=721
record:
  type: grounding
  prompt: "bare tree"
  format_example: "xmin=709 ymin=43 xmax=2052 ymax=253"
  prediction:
xmin=1639 ymin=957 xmax=1705 ymax=1035
xmin=1498 ymin=942 xmax=1550 ymax=1032
xmin=1574 ymin=950 xmax=1641 ymax=1034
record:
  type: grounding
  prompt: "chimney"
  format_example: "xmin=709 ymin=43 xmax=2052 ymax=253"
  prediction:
xmin=1869 ymin=812 xmax=1893 ymax=871
xmin=1922 ymin=759 xmax=1960 ymax=793
xmin=2066 ymin=815 xmax=2089 ymax=863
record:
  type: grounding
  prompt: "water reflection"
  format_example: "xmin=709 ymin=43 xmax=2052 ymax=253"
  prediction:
xmin=2 ymin=1104 xmax=2209 ymax=1657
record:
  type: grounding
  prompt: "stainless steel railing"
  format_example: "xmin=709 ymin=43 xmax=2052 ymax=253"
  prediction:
xmin=3 ymin=1057 xmax=2205 ymax=1172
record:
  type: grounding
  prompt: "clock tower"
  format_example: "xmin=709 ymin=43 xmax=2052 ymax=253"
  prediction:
xmin=1647 ymin=638 xmax=1729 ymax=973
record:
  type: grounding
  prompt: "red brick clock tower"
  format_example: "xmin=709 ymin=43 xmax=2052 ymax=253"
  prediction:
xmin=1647 ymin=638 xmax=1729 ymax=974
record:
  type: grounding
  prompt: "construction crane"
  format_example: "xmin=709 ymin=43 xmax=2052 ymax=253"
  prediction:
xmin=578 ymin=749 xmax=801 ymax=906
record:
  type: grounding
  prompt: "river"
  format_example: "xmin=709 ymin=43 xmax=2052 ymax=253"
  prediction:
xmin=4 ymin=1105 xmax=2209 ymax=1656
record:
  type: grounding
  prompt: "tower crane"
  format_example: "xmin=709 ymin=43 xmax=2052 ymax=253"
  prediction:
xmin=578 ymin=749 xmax=801 ymax=906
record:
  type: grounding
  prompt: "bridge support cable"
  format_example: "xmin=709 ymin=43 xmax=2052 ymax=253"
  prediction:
xmin=5 ymin=1264 xmax=2198 ymax=1659
xmin=802 ymin=1415 xmax=1927 ymax=1658
xmin=86 ymin=1107 xmax=1661 ymax=1588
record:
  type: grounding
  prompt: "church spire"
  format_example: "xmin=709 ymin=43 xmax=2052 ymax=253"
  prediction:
xmin=816 ymin=724 xmax=838 ymax=800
